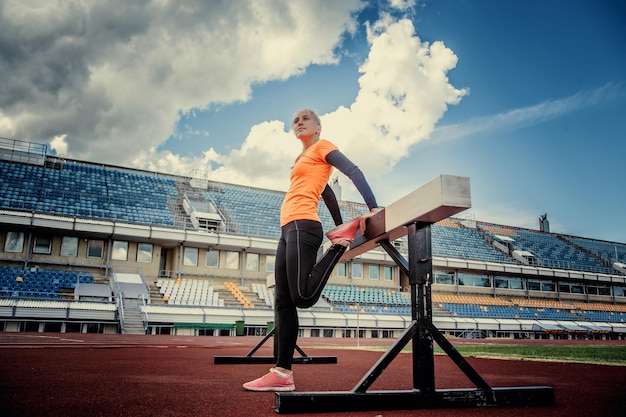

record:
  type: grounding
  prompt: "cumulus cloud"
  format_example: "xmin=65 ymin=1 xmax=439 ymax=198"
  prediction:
xmin=1 ymin=0 xmax=468 ymax=197
xmin=0 ymin=0 xmax=363 ymax=166
xmin=323 ymin=15 xmax=467 ymax=173
xmin=172 ymin=14 xmax=467 ymax=193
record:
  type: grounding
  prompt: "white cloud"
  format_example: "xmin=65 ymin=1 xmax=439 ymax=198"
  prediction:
xmin=0 ymin=0 xmax=363 ymax=167
xmin=2 ymin=1 xmax=469 ymax=200
xmin=49 ymin=134 xmax=68 ymax=156
xmin=432 ymin=83 xmax=623 ymax=142
xmin=322 ymin=15 xmax=467 ymax=175
xmin=388 ymin=0 xmax=416 ymax=11
xmin=145 ymin=15 xmax=467 ymax=196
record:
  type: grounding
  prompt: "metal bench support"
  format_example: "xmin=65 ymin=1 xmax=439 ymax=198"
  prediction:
xmin=275 ymin=175 xmax=555 ymax=413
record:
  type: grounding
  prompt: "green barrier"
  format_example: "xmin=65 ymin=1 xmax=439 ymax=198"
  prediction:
xmin=235 ymin=320 xmax=245 ymax=336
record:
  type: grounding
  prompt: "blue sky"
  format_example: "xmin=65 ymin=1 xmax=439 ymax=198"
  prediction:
xmin=1 ymin=0 xmax=625 ymax=242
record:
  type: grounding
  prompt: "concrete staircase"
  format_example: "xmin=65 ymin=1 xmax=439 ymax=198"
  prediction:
xmin=121 ymin=301 xmax=146 ymax=334
xmin=217 ymin=283 xmax=265 ymax=308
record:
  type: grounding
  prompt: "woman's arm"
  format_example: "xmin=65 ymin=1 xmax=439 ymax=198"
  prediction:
xmin=325 ymin=150 xmax=378 ymax=211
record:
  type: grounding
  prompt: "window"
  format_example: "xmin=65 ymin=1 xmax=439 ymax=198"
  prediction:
xmin=206 ymin=249 xmax=219 ymax=268
xmin=384 ymin=266 xmax=393 ymax=281
xmin=337 ymin=262 xmax=347 ymax=277
xmin=265 ymin=255 xmax=275 ymax=272
xmin=588 ymin=285 xmax=610 ymax=296
xmin=475 ymin=275 xmax=491 ymax=287
xmin=495 ymin=277 xmax=508 ymax=289
xmin=111 ymin=241 xmax=128 ymax=261
xmin=4 ymin=232 xmax=24 ymax=253
xmin=60 ymin=237 xmax=78 ymax=257
xmin=33 ymin=236 xmax=52 ymax=254
xmin=246 ymin=253 xmax=259 ymax=271
xmin=137 ymin=243 xmax=153 ymax=263
xmin=184 ymin=247 xmax=198 ymax=266
xmin=528 ymin=280 xmax=541 ymax=291
xmin=434 ymin=271 xmax=455 ymax=285
xmin=226 ymin=251 xmax=240 ymax=270
xmin=87 ymin=240 xmax=104 ymax=258
xmin=458 ymin=273 xmax=471 ymax=286
xmin=509 ymin=277 xmax=524 ymax=290
xmin=351 ymin=263 xmax=362 ymax=279
xmin=368 ymin=265 xmax=379 ymax=280
xmin=458 ymin=272 xmax=491 ymax=287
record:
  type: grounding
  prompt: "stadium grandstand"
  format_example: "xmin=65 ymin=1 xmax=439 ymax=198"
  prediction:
xmin=1 ymin=137 xmax=625 ymax=340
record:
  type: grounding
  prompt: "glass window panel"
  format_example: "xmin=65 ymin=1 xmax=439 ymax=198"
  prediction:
xmin=206 ymin=249 xmax=219 ymax=268
xmin=458 ymin=273 xmax=471 ymax=286
xmin=137 ymin=243 xmax=153 ymax=263
xmin=33 ymin=236 xmax=52 ymax=254
xmin=246 ymin=253 xmax=259 ymax=271
xmin=571 ymin=285 xmax=584 ymax=294
xmin=111 ymin=241 xmax=128 ymax=261
xmin=60 ymin=236 xmax=78 ymax=257
xmin=226 ymin=251 xmax=240 ymax=270
xmin=184 ymin=247 xmax=198 ymax=266
xmin=384 ymin=266 xmax=393 ymax=281
xmin=368 ymin=265 xmax=379 ymax=280
xmin=265 ymin=255 xmax=275 ymax=272
xmin=87 ymin=240 xmax=104 ymax=258
xmin=434 ymin=271 xmax=455 ymax=285
xmin=352 ymin=263 xmax=362 ymax=279
xmin=4 ymin=232 xmax=24 ymax=253
xmin=495 ymin=277 xmax=509 ymax=289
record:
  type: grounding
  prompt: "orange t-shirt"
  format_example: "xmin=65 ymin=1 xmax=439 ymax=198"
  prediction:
xmin=280 ymin=139 xmax=338 ymax=226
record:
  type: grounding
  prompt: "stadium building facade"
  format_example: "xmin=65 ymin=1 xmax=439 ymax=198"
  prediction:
xmin=1 ymin=138 xmax=625 ymax=340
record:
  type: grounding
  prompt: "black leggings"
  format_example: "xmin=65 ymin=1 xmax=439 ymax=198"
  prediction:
xmin=274 ymin=219 xmax=346 ymax=370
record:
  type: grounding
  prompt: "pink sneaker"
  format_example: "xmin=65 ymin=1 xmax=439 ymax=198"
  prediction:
xmin=326 ymin=217 xmax=361 ymax=243
xmin=243 ymin=368 xmax=295 ymax=392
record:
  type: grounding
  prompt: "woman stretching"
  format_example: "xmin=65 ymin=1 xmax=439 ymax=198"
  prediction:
xmin=243 ymin=109 xmax=379 ymax=392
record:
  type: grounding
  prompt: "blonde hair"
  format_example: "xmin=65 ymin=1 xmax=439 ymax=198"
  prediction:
xmin=292 ymin=109 xmax=321 ymax=127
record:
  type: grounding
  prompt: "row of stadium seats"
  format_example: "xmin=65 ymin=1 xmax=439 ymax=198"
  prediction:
xmin=578 ymin=310 xmax=626 ymax=322
xmin=251 ymin=283 xmax=274 ymax=308
xmin=156 ymin=278 xmax=224 ymax=307
xmin=442 ymin=303 xmax=577 ymax=320
xmin=480 ymin=224 xmax=615 ymax=274
xmin=565 ymin=236 xmax=626 ymax=264
xmin=3 ymin=159 xmax=626 ymax=274
xmin=333 ymin=303 xmax=411 ymax=315
xmin=432 ymin=224 xmax=517 ymax=264
xmin=0 ymin=266 xmax=93 ymax=299
xmin=322 ymin=285 xmax=410 ymax=306
xmin=0 ymin=160 xmax=178 ymax=226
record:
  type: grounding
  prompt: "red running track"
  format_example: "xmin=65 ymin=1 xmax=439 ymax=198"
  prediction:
xmin=0 ymin=333 xmax=624 ymax=417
